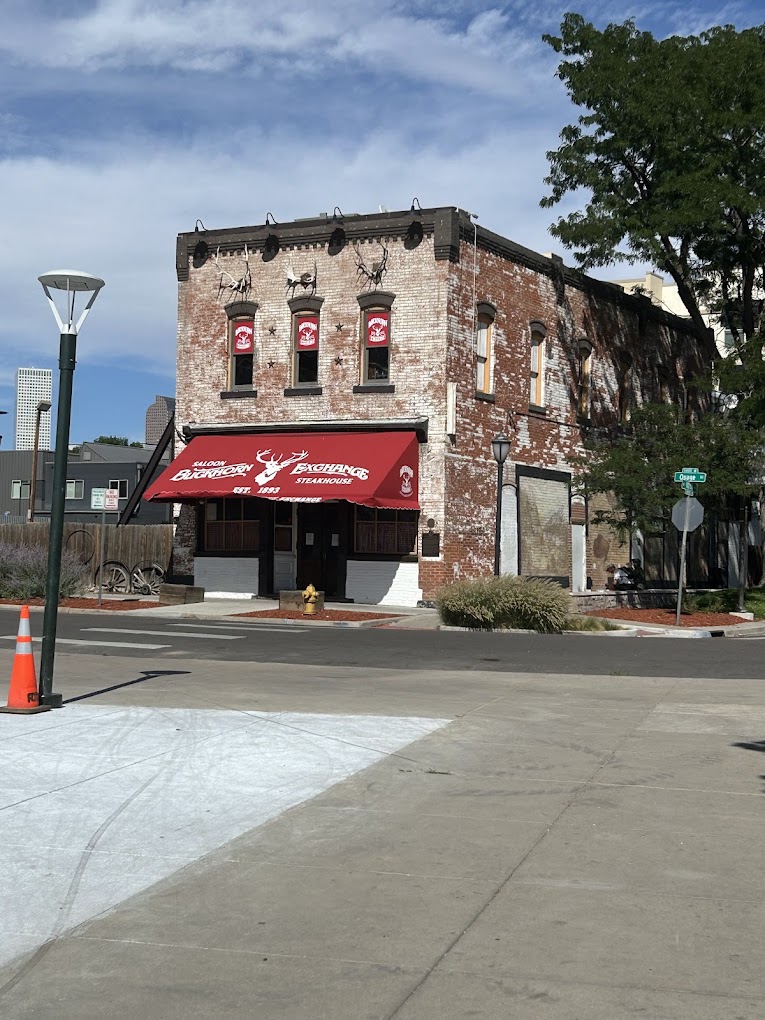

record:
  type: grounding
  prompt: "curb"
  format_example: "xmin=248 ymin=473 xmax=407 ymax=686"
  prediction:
xmin=438 ymin=625 xmax=637 ymax=636
xmin=226 ymin=615 xmax=407 ymax=629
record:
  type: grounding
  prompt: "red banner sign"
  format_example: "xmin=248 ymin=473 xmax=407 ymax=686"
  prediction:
xmin=233 ymin=321 xmax=254 ymax=354
xmin=297 ymin=315 xmax=319 ymax=350
xmin=144 ymin=430 xmax=420 ymax=510
xmin=366 ymin=312 xmax=389 ymax=346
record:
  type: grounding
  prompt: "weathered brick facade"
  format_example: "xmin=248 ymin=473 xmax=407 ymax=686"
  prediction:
xmin=167 ymin=207 xmax=703 ymax=604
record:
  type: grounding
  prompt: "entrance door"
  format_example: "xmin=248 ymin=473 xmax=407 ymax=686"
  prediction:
xmin=296 ymin=503 xmax=348 ymax=597
xmin=272 ymin=502 xmax=296 ymax=592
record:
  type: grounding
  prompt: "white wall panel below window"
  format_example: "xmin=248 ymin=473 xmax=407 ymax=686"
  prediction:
xmin=195 ymin=557 xmax=258 ymax=597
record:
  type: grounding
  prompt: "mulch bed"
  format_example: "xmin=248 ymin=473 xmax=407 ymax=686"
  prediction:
xmin=585 ymin=607 xmax=748 ymax=628
xmin=234 ymin=608 xmax=401 ymax=622
xmin=0 ymin=598 xmax=161 ymax=611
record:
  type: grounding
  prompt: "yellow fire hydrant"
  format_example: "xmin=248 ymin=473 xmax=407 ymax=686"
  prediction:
xmin=302 ymin=583 xmax=319 ymax=616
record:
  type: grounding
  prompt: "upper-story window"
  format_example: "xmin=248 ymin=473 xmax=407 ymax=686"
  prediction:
xmin=617 ymin=353 xmax=632 ymax=424
xmin=358 ymin=291 xmax=395 ymax=386
xmin=475 ymin=302 xmax=497 ymax=396
xmin=529 ymin=322 xmax=546 ymax=409
xmin=109 ymin=479 xmax=129 ymax=499
xmin=577 ymin=340 xmax=592 ymax=419
xmin=289 ymin=296 xmax=324 ymax=388
xmin=294 ymin=313 xmax=319 ymax=383
xmin=363 ymin=309 xmax=390 ymax=381
xmin=225 ymin=301 xmax=258 ymax=391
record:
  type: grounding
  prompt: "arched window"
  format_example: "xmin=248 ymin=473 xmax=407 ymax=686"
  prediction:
xmin=475 ymin=302 xmax=496 ymax=396
xmin=529 ymin=322 xmax=546 ymax=408
xmin=289 ymin=296 xmax=323 ymax=387
xmin=225 ymin=301 xmax=258 ymax=390
xmin=577 ymin=340 xmax=593 ymax=419
xmin=358 ymin=291 xmax=395 ymax=385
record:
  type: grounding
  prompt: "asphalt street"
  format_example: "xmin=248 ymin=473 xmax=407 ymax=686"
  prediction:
xmin=1 ymin=610 xmax=763 ymax=679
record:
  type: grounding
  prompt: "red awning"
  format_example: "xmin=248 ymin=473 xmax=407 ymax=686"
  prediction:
xmin=144 ymin=431 xmax=420 ymax=509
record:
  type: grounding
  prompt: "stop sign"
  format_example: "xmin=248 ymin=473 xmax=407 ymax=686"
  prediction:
xmin=671 ymin=497 xmax=704 ymax=533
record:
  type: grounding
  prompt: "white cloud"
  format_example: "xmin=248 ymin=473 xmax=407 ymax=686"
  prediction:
xmin=0 ymin=1 xmax=545 ymax=99
xmin=0 ymin=113 xmax=563 ymax=378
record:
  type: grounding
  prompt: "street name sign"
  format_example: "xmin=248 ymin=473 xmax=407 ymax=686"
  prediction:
xmin=674 ymin=467 xmax=707 ymax=484
xmin=672 ymin=497 xmax=704 ymax=533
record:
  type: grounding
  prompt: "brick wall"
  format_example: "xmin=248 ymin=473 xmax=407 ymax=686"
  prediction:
xmin=171 ymin=208 xmax=705 ymax=600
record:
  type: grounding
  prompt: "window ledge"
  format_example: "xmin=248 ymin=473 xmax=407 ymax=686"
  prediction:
xmin=474 ymin=390 xmax=495 ymax=403
xmin=353 ymin=384 xmax=395 ymax=394
xmin=528 ymin=404 xmax=547 ymax=416
xmin=283 ymin=386 xmax=323 ymax=397
xmin=220 ymin=389 xmax=258 ymax=399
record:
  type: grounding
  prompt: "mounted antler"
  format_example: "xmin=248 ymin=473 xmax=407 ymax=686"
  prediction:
xmin=212 ymin=245 xmax=252 ymax=300
xmin=286 ymin=261 xmax=317 ymax=297
xmin=354 ymin=242 xmax=389 ymax=290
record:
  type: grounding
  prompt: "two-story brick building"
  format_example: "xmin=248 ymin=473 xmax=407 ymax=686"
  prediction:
xmin=145 ymin=206 xmax=704 ymax=604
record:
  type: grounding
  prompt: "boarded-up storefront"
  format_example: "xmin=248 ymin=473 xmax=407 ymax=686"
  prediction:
xmin=517 ymin=467 xmax=571 ymax=585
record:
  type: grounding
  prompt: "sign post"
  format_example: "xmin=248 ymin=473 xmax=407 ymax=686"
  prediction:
xmin=671 ymin=469 xmax=707 ymax=625
xmin=92 ymin=488 xmax=120 ymax=607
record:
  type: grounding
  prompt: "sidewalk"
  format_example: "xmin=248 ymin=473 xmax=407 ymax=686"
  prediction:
xmin=0 ymin=650 xmax=763 ymax=1018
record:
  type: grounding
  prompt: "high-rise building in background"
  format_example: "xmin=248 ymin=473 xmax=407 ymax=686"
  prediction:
xmin=14 ymin=368 xmax=52 ymax=450
xmin=145 ymin=394 xmax=175 ymax=446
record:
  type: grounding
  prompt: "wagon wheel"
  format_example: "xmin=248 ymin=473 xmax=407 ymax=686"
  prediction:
xmin=65 ymin=528 xmax=96 ymax=567
xmin=131 ymin=561 xmax=165 ymax=596
xmin=94 ymin=560 xmax=131 ymax=594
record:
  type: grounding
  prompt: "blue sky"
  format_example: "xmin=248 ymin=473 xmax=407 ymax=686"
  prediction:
xmin=1 ymin=0 xmax=761 ymax=446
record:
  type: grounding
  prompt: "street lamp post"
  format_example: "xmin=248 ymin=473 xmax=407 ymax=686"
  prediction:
xmin=28 ymin=400 xmax=52 ymax=522
xmin=491 ymin=432 xmax=511 ymax=576
xmin=38 ymin=270 xmax=104 ymax=708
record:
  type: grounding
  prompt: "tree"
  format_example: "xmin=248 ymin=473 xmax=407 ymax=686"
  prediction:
xmin=93 ymin=436 xmax=129 ymax=446
xmin=572 ymin=403 xmax=762 ymax=537
xmin=542 ymin=15 xmax=765 ymax=368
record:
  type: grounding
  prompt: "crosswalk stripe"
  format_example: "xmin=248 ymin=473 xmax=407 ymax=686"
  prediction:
xmin=0 ymin=636 xmax=170 ymax=650
xmin=170 ymin=622 xmax=309 ymax=633
xmin=81 ymin=628 xmax=246 ymax=640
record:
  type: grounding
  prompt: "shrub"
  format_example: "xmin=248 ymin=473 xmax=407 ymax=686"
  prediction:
xmin=0 ymin=543 xmax=86 ymax=600
xmin=437 ymin=575 xmax=573 ymax=633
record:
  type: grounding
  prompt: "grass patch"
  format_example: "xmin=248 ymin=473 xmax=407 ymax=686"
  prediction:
xmin=693 ymin=588 xmax=765 ymax=618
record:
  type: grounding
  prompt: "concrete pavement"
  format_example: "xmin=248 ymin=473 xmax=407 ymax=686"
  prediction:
xmin=0 ymin=648 xmax=763 ymax=1018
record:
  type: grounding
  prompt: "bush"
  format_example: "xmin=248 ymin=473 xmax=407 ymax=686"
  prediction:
xmin=437 ymin=575 xmax=573 ymax=633
xmin=0 ymin=543 xmax=86 ymax=601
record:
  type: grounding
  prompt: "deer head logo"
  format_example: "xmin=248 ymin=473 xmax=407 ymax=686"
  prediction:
xmin=399 ymin=464 xmax=414 ymax=496
xmin=254 ymin=450 xmax=309 ymax=487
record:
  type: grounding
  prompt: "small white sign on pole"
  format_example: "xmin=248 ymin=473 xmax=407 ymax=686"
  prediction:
xmin=91 ymin=487 xmax=106 ymax=511
xmin=104 ymin=488 xmax=120 ymax=511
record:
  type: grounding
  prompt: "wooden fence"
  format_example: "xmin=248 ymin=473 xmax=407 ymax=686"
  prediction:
xmin=0 ymin=522 xmax=173 ymax=584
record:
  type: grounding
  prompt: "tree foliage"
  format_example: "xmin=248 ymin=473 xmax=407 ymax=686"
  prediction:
xmin=542 ymin=15 xmax=765 ymax=363
xmin=92 ymin=436 xmax=142 ymax=447
xmin=572 ymin=403 xmax=762 ymax=535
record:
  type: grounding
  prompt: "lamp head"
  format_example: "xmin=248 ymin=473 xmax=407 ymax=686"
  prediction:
xmin=38 ymin=269 xmax=104 ymax=335
xmin=491 ymin=431 xmax=511 ymax=465
xmin=37 ymin=400 xmax=51 ymax=413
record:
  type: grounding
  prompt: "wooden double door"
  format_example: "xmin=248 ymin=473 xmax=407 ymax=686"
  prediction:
xmin=295 ymin=502 xmax=349 ymax=598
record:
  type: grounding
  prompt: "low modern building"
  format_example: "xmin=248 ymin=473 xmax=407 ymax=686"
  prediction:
xmin=144 ymin=206 xmax=705 ymax=604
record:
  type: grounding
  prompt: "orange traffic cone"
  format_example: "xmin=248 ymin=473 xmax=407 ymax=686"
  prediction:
xmin=0 ymin=606 xmax=49 ymax=714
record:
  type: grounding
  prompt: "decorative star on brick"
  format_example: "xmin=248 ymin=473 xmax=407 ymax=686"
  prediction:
xmin=335 ymin=323 xmax=344 ymax=332
xmin=268 ymin=326 xmax=277 ymax=335
xmin=267 ymin=360 xmax=275 ymax=368
xmin=334 ymin=356 xmax=343 ymax=365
